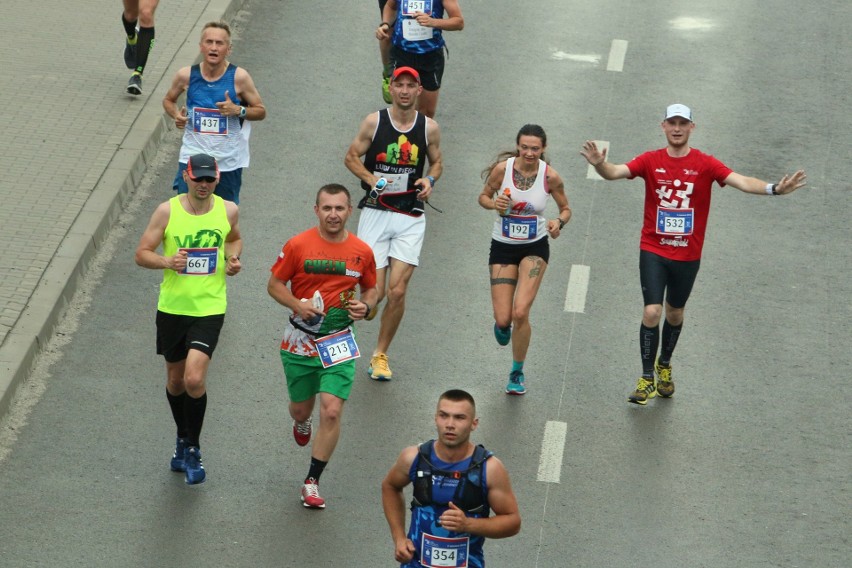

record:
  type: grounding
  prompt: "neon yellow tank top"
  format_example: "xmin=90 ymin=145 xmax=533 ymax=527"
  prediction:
xmin=158 ymin=195 xmax=231 ymax=316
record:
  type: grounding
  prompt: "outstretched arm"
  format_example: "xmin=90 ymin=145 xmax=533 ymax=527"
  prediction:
xmin=580 ymin=140 xmax=631 ymax=180
xmin=724 ymin=169 xmax=807 ymax=196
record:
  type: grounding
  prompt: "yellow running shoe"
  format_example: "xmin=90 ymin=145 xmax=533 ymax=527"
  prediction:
xmin=381 ymin=75 xmax=392 ymax=104
xmin=369 ymin=352 xmax=393 ymax=381
xmin=628 ymin=377 xmax=656 ymax=405
xmin=655 ymin=360 xmax=675 ymax=398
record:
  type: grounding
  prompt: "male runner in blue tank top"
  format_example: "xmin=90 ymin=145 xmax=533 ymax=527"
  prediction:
xmin=163 ymin=21 xmax=267 ymax=204
xmin=375 ymin=0 xmax=464 ymax=118
xmin=382 ymin=389 xmax=521 ymax=567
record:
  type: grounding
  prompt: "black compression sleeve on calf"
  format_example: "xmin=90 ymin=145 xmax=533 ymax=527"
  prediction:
xmin=660 ymin=321 xmax=683 ymax=365
xmin=121 ymin=13 xmax=137 ymax=37
xmin=184 ymin=392 xmax=207 ymax=448
xmin=134 ymin=26 xmax=155 ymax=74
xmin=166 ymin=389 xmax=188 ymax=438
xmin=640 ymin=324 xmax=659 ymax=377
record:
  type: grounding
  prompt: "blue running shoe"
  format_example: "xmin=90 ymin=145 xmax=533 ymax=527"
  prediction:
xmin=494 ymin=323 xmax=512 ymax=346
xmin=505 ymin=370 xmax=527 ymax=395
xmin=184 ymin=447 xmax=206 ymax=485
xmin=170 ymin=437 xmax=188 ymax=472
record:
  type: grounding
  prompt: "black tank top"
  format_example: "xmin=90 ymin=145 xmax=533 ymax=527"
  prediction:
xmin=359 ymin=109 xmax=428 ymax=211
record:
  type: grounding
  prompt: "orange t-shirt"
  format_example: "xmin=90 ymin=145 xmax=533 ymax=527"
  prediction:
xmin=270 ymin=227 xmax=376 ymax=356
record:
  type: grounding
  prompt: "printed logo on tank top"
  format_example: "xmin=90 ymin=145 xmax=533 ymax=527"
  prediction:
xmin=172 ymin=229 xmax=224 ymax=249
xmin=376 ymin=134 xmax=420 ymax=167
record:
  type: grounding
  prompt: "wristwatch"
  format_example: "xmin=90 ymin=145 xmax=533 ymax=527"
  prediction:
xmin=239 ymin=106 xmax=247 ymax=118
xmin=425 ymin=175 xmax=436 ymax=188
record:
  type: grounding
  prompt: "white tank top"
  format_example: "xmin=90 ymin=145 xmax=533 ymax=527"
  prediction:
xmin=490 ymin=157 xmax=550 ymax=244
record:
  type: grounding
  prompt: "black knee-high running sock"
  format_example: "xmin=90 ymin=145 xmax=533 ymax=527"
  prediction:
xmin=184 ymin=392 xmax=207 ymax=448
xmin=640 ymin=323 xmax=659 ymax=377
xmin=306 ymin=457 xmax=328 ymax=483
xmin=659 ymin=321 xmax=683 ymax=366
xmin=134 ymin=26 xmax=155 ymax=74
xmin=121 ymin=13 xmax=137 ymax=37
xmin=166 ymin=390 xmax=188 ymax=438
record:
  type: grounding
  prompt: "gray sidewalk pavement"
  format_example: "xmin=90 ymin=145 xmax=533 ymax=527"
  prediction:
xmin=0 ymin=0 xmax=245 ymax=418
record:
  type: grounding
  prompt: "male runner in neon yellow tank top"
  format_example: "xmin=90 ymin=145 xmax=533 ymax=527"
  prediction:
xmin=135 ymin=153 xmax=242 ymax=485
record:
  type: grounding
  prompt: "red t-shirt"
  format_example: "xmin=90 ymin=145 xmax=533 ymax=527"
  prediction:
xmin=626 ymin=148 xmax=732 ymax=261
xmin=270 ymin=227 xmax=377 ymax=356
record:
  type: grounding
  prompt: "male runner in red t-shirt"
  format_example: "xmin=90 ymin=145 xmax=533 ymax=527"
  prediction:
xmin=581 ymin=104 xmax=807 ymax=405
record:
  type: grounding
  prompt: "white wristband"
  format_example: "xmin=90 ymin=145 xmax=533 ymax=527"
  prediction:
xmin=765 ymin=183 xmax=776 ymax=195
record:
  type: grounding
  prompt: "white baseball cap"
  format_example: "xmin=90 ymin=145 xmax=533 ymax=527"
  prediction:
xmin=664 ymin=104 xmax=693 ymax=121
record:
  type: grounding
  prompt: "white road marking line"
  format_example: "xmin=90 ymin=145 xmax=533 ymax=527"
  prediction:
xmin=537 ymin=421 xmax=568 ymax=483
xmin=564 ymin=264 xmax=591 ymax=313
xmin=606 ymin=39 xmax=628 ymax=71
xmin=550 ymin=50 xmax=601 ymax=64
xmin=586 ymin=140 xmax=610 ymax=180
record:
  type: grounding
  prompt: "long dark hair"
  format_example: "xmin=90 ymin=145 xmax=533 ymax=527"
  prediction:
xmin=481 ymin=124 xmax=548 ymax=180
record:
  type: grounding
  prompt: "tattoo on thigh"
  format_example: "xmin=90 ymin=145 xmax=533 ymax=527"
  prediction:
xmin=528 ymin=256 xmax=543 ymax=278
xmin=491 ymin=277 xmax=518 ymax=286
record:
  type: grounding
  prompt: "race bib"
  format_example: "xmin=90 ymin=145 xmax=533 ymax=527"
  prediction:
xmin=181 ymin=248 xmax=218 ymax=275
xmin=402 ymin=0 xmax=429 ymax=14
xmin=401 ymin=0 xmax=433 ymax=41
xmin=421 ymin=533 xmax=469 ymax=568
xmin=373 ymin=171 xmax=409 ymax=194
xmin=315 ymin=328 xmax=360 ymax=368
xmin=501 ymin=215 xmax=538 ymax=240
xmin=656 ymin=207 xmax=694 ymax=235
xmin=192 ymin=107 xmax=228 ymax=135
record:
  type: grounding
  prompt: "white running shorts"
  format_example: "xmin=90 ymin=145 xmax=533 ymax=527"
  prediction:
xmin=357 ymin=208 xmax=425 ymax=269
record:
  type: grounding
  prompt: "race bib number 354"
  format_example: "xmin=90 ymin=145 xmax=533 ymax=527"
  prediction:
xmin=421 ymin=533 xmax=469 ymax=568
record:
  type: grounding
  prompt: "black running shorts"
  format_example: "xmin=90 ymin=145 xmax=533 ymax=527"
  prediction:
xmin=156 ymin=311 xmax=225 ymax=362
xmin=489 ymin=238 xmax=550 ymax=266
xmin=639 ymin=250 xmax=701 ymax=308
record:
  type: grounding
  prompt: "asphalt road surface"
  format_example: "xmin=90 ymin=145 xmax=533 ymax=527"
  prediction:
xmin=0 ymin=0 xmax=849 ymax=566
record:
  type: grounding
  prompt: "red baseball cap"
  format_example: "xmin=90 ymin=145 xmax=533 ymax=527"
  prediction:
xmin=391 ymin=66 xmax=421 ymax=84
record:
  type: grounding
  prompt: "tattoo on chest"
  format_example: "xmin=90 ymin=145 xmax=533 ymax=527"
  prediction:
xmin=512 ymin=169 xmax=537 ymax=191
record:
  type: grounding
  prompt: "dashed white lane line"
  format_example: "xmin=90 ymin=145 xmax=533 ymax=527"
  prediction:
xmin=537 ymin=420 xmax=568 ymax=483
xmin=607 ymin=39 xmax=628 ymax=71
xmin=564 ymin=264 xmax=591 ymax=314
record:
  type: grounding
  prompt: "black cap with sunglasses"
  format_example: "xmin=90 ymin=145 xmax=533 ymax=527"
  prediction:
xmin=186 ymin=153 xmax=220 ymax=182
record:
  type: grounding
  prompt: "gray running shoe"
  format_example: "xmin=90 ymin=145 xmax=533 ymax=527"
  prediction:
xmin=126 ymin=73 xmax=142 ymax=96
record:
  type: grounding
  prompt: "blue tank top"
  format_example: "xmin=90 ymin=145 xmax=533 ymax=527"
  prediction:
xmin=404 ymin=445 xmax=489 ymax=568
xmin=179 ymin=64 xmax=249 ymax=171
xmin=393 ymin=0 xmax=446 ymax=54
